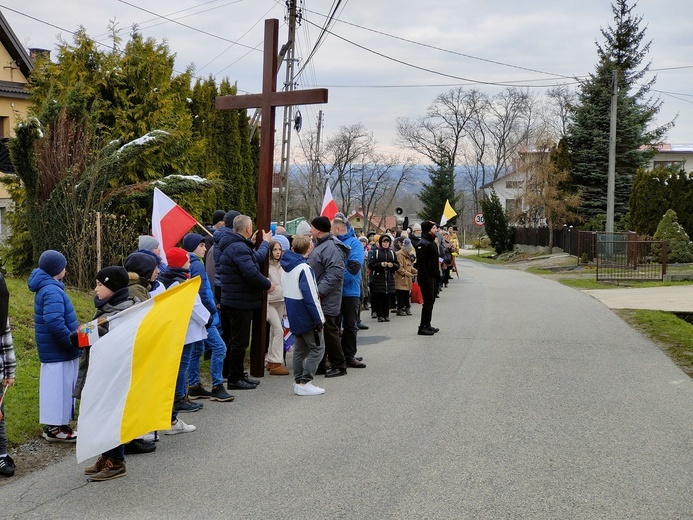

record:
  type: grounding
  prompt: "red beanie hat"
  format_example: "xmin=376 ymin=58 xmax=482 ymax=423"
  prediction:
xmin=166 ymin=247 xmax=190 ymax=269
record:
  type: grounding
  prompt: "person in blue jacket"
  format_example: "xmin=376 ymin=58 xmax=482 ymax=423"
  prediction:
xmin=182 ymin=233 xmax=234 ymax=402
xmin=28 ymin=250 xmax=80 ymax=443
xmin=281 ymin=235 xmax=325 ymax=396
xmin=331 ymin=214 xmax=366 ymax=368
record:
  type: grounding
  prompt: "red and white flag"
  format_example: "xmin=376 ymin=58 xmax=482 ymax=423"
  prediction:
xmin=151 ymin=187 xmax=197 ymax=264
xmin=320 ymin=184 xmax=338 ymax=221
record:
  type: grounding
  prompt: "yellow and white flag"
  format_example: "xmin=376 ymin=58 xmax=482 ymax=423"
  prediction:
xmin=440 ymin=199 xmax=457 ymax=226
xmin=76 ymin=277 xmax=200 ymax=463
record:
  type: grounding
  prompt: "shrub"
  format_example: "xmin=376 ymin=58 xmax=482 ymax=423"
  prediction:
xmin=651 ymin=209 xmax=693 ymax=263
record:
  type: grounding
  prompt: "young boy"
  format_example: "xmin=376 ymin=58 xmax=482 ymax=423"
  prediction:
xmin=181 ymin=234 xmax=234 ymax=402
xmin=78 ymin=266 xmax=137 ymax=481
xmin=280 ymin=235 xmax=326 ymax=396
xmin=28 ymin=250 xmax=80 ymax=442
xmin=159 ymin=247 xmax=210 ymax=421
xmin=0 ymin=273 xmax=16 ymax=477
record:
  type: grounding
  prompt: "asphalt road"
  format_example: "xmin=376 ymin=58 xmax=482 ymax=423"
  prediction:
xmin=1 ymin=259 xmax=691 ymax=519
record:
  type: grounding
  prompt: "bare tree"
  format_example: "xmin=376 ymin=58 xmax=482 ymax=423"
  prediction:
xmin=395 ymin=87 xmax=477 ymax=169
xmin=546 ymin=85 xmax=577 ymax=138
xmin=323 ymin=123 xmax=374 ymax=214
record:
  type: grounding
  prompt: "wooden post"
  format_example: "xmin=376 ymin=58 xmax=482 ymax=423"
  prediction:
xmin=215 ymin=19 xmax=328 ymax=377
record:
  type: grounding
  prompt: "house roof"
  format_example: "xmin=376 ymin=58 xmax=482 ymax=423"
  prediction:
xmin=0 ymin=10 xmax=33 ymax=81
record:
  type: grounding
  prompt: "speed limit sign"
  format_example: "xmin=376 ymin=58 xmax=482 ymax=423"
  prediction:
xmin=473 ymin=212 xmax=484 ymax=226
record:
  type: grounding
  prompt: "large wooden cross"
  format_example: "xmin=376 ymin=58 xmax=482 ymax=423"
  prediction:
xmin=216 ymin=18 xmax=328 ymax=377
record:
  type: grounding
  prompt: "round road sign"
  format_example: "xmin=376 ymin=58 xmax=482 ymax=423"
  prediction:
xmin=473 ymin=212 xmax=484 ymax=226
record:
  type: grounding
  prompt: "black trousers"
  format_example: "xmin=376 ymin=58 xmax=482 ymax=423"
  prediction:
xmin=340 ymin=296 xmax=360 ymax=361
xmin=223 ymin=306 xmax=252 ymax=382
xmin=418 ymin=281 xmax=436 ymax=329
xmin=371 ymin=292 xmax=390 ymax=319
xmin=322 ymin=314 xmax=346 ymax=369
xmin=396 ymin=289 xmax=410 ymax=310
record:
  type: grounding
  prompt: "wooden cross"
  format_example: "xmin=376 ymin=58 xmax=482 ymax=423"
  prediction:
xmin=216 ymin=18 xmax=328 ymax=377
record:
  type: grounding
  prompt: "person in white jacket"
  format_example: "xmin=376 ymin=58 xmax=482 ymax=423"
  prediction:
xmin=159 ymin=248 xmax=210 ymax=420
xmin=266 ymin=240 xmax=288 ymax=375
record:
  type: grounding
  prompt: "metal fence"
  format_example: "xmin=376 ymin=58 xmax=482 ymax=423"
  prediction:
xmin=595 ymin=233 xmax=667 ymax=281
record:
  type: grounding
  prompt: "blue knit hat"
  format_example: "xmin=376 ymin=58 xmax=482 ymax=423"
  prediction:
xmin=182 ymin=233 xmax=205 ymax=253
xmin=38 ymin=250 xmax=67 ymax=277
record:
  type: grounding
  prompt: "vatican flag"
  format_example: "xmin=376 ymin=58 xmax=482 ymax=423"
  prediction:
xmin=440 ymin=199 xmax=457 ymax=226
xmin=76 ymin=277 xmax=200 ymax=463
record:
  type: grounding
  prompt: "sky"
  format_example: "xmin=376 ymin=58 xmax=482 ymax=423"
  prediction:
xmin=3 ymin=0 xmax=693 ymax=162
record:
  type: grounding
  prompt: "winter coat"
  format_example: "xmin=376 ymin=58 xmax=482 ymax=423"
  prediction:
xmin=335 ymin=227 xmax=362 ymax=298
xmin=395 ymin=249 xmax=417 ymax=291
xmin=368 ymin=247 xmax=399 ymax=295
xmin=415 ymin=233 xmax=441 ymax=285
xmin=28 ymin=268 xmax=80 ymax=364
xmin=308 ymin=233 xmax=349 ymax=316
xmin=74 ymin=288 xmax=137 ymax=399
xmin=218 ymin=230 xmax=271 ymax=310
xmin=281 ymin=250 xmax=324 ymax=335
xmin=267 ymin=261 xmax=285 ymax=304
xmin=127 ymin=273 xmax=151 ymax=303
xmin=188 ymin=252 xmax=219 ymax=328
xmin=160 ymin=268 xmax=210 ymax=344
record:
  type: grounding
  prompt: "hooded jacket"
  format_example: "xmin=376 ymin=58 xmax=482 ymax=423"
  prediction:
xmin=188 ymin=251 xmax=219 ymax=327
xmin=335 ymin=226 xmax=361 ymax=298
xmin=218 ymin=230 xmax=271 ymax=310
xmin=307 ymin=233 xmax=349 ymax=316
xmin=281 ymin=250 xmax=324 ymax=335
xmin=28 ymin=268 xmax=80 ymax=363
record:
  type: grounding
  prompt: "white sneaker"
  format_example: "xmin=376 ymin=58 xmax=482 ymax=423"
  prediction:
xmin=165 ymin=419 xmax=196 ymax=435
xmin=294 ymin=381 xmax=325 ymax=396
xmin=140 ymin=431 xmax=159 ymax=442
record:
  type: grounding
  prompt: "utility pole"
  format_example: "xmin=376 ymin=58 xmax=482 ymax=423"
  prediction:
xmin=313 ymin=109 xmax=323 ymax=216
xmin=606 ymin=69 xmax=618 ymax=233
xmin=278 ymin=0 xmax=301 ymax=225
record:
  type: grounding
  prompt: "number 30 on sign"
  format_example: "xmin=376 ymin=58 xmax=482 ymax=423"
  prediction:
xmin=473 ymin=212 xmax=484 ymax=226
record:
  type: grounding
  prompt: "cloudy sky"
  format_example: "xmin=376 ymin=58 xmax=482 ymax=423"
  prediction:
xmin=3 ymin=0 xmax=692 ymax=160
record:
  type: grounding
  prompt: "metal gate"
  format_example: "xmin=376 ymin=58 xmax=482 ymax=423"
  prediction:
xmin=595 ymin=233 xmax=667 ymax=281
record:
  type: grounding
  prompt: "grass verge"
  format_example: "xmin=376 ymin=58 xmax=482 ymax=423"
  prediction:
xmin=5 ymin=275 xmax=94 ymax=445
xmin=616 ymin=309 xmax=693 ymax=377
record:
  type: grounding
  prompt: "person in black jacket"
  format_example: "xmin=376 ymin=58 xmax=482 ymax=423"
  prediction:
xmin=367 ymin=235 xmax=399 ymax=322
xmin=414 ymin=221 xmax=440 ymax=336
xmin=218 ymin=215 xmax=274 ymax=390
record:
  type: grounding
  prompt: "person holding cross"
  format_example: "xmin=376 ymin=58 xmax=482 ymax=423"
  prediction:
xmin=218 ymin=214 xmax=274 ymax=390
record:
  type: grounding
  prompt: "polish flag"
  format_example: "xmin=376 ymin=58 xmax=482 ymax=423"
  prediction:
xmin=151 ymin=187 xmax=197 ymax=264
xmin=320 ymin=184 xmax=339 ymax=220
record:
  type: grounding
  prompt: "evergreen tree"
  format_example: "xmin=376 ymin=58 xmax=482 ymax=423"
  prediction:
xmin=651 ymin=209 xmax=693 ymax=263
xmin=417 ymin=163 xmax=459 ymax=223
xmin=480 ymin=189 xmax=511 ymax=255
xmin=629 ymin=165 xmax=693 ymax=237
xmin=566 ymin=0 xmax=670 ymax=223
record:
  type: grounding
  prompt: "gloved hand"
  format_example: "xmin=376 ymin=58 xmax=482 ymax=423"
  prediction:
xmin=313 ymin=322 xmax=323 ymax=332
xmin=69 ymin=330 xmax=79 ymax=348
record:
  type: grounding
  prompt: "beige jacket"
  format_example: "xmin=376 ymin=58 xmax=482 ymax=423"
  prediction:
xmin=395 ymin=249 xmax=417 ymax=290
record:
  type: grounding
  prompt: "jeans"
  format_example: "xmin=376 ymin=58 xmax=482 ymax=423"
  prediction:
xmin=175 ymin=342 xmax=195 ymax=400
xmin=293 ymin=329 xmax=325 ymax=383
xmin=189 ymin=326 xmax=226 ymax=387
xmin=0 ymin=387 xmax=6 ymax=454
xmin=266 ymin=301 xmax=285 ymax=364
xmin=104 ymin=444 xmax=125 ymax=462
xmin=340 ymin=296 xmax=360 ymax=361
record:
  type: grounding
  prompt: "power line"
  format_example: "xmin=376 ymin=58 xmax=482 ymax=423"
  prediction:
xmin=300 ymin=17 xmax=579 ymax=89
xmin=302 ymin=6 xmax=575 ymax=80
xmin=116 ymin=0 xmax=261 ymax=52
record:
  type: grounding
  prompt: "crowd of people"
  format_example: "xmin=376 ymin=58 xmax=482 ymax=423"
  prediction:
xmin=0 ymin=209 xmax=460 ymax=482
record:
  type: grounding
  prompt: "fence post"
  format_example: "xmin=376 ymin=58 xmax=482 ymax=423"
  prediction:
xmin=662 ymin=241 xmax=667 ymax=276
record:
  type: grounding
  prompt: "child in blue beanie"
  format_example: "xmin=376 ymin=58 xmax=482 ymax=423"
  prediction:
xmin=28 ymin=250 xmax=80 ymax=443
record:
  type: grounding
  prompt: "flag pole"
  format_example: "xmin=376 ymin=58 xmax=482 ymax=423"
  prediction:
xmin=196 ymin=222 xmax=213 ymax=237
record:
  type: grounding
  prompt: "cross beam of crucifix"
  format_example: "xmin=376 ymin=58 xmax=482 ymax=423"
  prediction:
xmin=215 ymin=18 xmax=328 ymax=377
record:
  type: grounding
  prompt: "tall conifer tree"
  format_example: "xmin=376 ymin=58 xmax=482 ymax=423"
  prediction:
xmin=566 ymin=0 xmax=670 ymax=222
